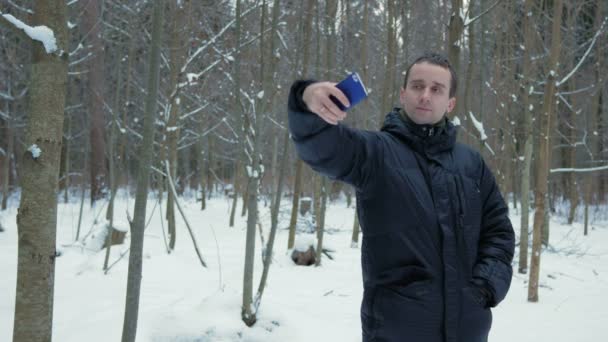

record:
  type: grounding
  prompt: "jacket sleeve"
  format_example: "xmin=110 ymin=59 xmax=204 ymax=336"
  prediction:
xmin=288 ymin=80 xmax=380 ymax=192
xmin=471 ymin=159 xmax=515 ymax=308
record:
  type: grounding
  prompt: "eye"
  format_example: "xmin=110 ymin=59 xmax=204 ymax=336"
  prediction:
xmin=432 ymin=87 xmax=440 ymax=93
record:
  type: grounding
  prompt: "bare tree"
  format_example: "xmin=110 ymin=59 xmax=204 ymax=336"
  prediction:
xmin=518 ymin=0 xmax=535 ymax=275
xmin=83 ymin=0 xmax=107 ymax=204
xmin=121 ymin=0 xmax=162 ymax=340
xmin=528 ymin=0 xmax=563 ymax=303
xmin=287 ymin=0 xmax=315 ymax=250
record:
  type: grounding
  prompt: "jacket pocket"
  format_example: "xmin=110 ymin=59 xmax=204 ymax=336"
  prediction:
xmin=462 ymin=285 xmax=487 ymax=310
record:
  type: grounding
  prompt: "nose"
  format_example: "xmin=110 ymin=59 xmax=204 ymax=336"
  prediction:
xmin=419 ymin=88 xmax=431 ymax=103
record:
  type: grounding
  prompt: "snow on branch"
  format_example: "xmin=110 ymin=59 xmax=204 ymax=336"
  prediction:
xmin=469 ymin=111 xmax=487 ymax=141
xmin=181 ymin=4 xmax=259 ymax=73
xmin=550 ymin=165 xmax=608 ymax=173
xmin=557 ymin=17 xmax=607 ymax=87
xmin=0 ymin=91 xmax=14 ymax=101
xmin=7 ymin=1 xmax=32 ymax=14
xmin=1 ymin=12 xmax=58 ymax=53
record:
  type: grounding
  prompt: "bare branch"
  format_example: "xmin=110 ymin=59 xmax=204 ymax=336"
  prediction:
xmin=465 ymin=0 xmax=502 ymax=26
xmin=557 ymin=17 xmax=607 ymax=87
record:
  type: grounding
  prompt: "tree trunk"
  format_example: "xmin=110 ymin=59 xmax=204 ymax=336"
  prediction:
xmin=229 ymin=0 xmax=245 ymax=228
xmin=462 ymin=0 xmax=476 ymax=146
xmin=198 ymin=119 xmax=207 ymax=210
xmin=104 ymin=54 xmax=122 ymax=271
xmin=207 ymin=134 xmax=214 ymax=200
xmin=564 ymin=6 xmax=580 ymax=225
xmin=351 ymin=206 xmax=360 ymax=248
xmin=62 ymin=114 xmax=70 ymax=203
xmin=12 ymin=1 xmax=68 ymax=340
xmin=288 ymin=0 xmax=315 ymax=248
xmin=121 ymin=0 xmax=162 ymax=340
xmin=518 ymin=0 xmax=535 ymax=275
xmin=84 ymin=0 xmax=107 ymax=205
xmin=120 ymin=33 xmax=136 ymax=188
xmin=256 ymin=80 xmax=288 ymax=312
xmin=379 ymin=0 xmax=397 ymax=122
xmin=360 ymin=0 xmax=370 ymax=130
xmin=315 ymin=177 xmax=328 ymax=266
xmin=2 ymin=101 xmax=12 ymax=210
xmin=528 ymin=0 xmax=563 ymax=303
xmin=243 ymin=0 xmax=263 ymax=325
xmin=448 ymin=0 xmax=464 ymax=98
xmin=75 ymin=149 xmax=87 ymax=241
xmin=165 ymin=1 xmax=188 ymax=251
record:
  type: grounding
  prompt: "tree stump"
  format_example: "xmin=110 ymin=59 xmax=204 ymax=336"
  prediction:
xmin=103 ymin=227 xmax=126 ymax=248
xmin=299 ymin=197 xmax=312 ymax=216
xmin=291 ymin=246 xmax=316 ymax=266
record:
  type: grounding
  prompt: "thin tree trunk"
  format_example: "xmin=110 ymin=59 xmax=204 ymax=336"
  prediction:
xmin=360 ymin=0 xmax=370 ymax=130
xmin=448 ymin=0 xmax=464 ymax=106
xmin=121 ymin=0 xmax=162 ymax=340
xmin=518 ymin=0 xmax=535 ymax=275
xmin=315 ymin=177 xmax=328 ymax=266
xmin=288 ymin=159 xmax=303 ymax=249
xmin=63 ymin=114 xmax=70 ymax=203
xmin=269 ymin=134 xmax=279 ymax=209
xmin=120 ymin=33 xmax=136 ymax=188
xmin=462 ymin=0 xmax=476 ymax=146
xmin=243 ymin=0 xmax=283 ymax=324
xmin=256 ymin=96 xmax=288 ymax=310
xmin=207 ymin=134 xmax=214 ymax=200
xmin=104 ymin=46 xmax=123 ymax=271
xmin=288 ymin=0 xmax=315 ymax=249
xmin=165 ymin=0 xmax=190 ymax=250
xmin=2 ymin=101 xmax=12 ymax=210
xmin=75 ymin=149 xmax=87 ymax=241
xmin=198 ymin=119 xmax=207 ymax=210
xmin=529 ymin=0 xmax=563 ymax=303
xmin=12 ymin=1 xmax=68 ymax=340
xmin=379 ymin=0 xmax=397 ymax=122
xmin=584 ymin=177 xmax=591 ymax=236
xmin=230 ymin=0 xmax=245 ymax=228
xmin=84 ymin=0 xmax=107 ymax=205
xmin=351 ymin=206 xmax=360 ymax=247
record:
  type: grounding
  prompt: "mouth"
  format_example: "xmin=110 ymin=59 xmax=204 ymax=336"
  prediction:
xmin=416 ymin=107 xmax=432 ymax=112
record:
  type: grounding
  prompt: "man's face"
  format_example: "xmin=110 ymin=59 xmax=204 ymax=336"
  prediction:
xmin=399 ymin=62 xmax=456 ymax=125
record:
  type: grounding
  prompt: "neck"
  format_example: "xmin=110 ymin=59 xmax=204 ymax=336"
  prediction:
xmin=400 ymin=109 xmax=445 ymax=127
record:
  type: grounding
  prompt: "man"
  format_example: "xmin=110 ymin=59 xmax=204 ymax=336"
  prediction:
xmin=287 ymin=52 xmax=515 ymax=342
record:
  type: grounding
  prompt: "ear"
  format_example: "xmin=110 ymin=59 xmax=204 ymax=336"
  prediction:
xmin=399 ymin=87 xmax=406 ymax=102
xmin=447 ymin=97 xmax=456 ymax=113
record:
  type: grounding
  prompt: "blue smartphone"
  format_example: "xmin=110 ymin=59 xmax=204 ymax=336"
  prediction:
xmin=331 ymin=72 xmax=369 ymax=111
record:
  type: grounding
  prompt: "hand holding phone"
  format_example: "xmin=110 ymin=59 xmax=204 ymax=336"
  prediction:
xmin=330 ymin=72 xmax=369 ymax=111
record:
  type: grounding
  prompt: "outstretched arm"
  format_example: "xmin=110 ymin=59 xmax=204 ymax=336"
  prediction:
xmin=288 ymin=80 xmax=380 ymax=191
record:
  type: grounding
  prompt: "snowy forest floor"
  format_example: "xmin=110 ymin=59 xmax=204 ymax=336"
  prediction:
xmin=1 ymin=190 xmax=607 ymax=341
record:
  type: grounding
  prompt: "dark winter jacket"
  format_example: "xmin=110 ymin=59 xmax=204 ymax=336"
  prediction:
xmin=288 ymin=80 xmax=515 ymax=342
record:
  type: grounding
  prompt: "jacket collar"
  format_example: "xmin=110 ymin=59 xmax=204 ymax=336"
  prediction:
xmin=380 ymin=108 xmax=458 ymax=155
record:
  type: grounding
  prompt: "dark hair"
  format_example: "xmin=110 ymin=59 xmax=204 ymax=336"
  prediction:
xmin=403 ymin=52 xmax=457 ymax=98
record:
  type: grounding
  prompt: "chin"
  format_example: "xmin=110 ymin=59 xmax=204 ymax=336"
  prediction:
xmin=412 ymin=114 xmax=435 ymax=125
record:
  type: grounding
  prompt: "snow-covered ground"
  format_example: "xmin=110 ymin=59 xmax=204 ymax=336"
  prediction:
xmin=0 ymin=190 xmax=607 ymax=341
